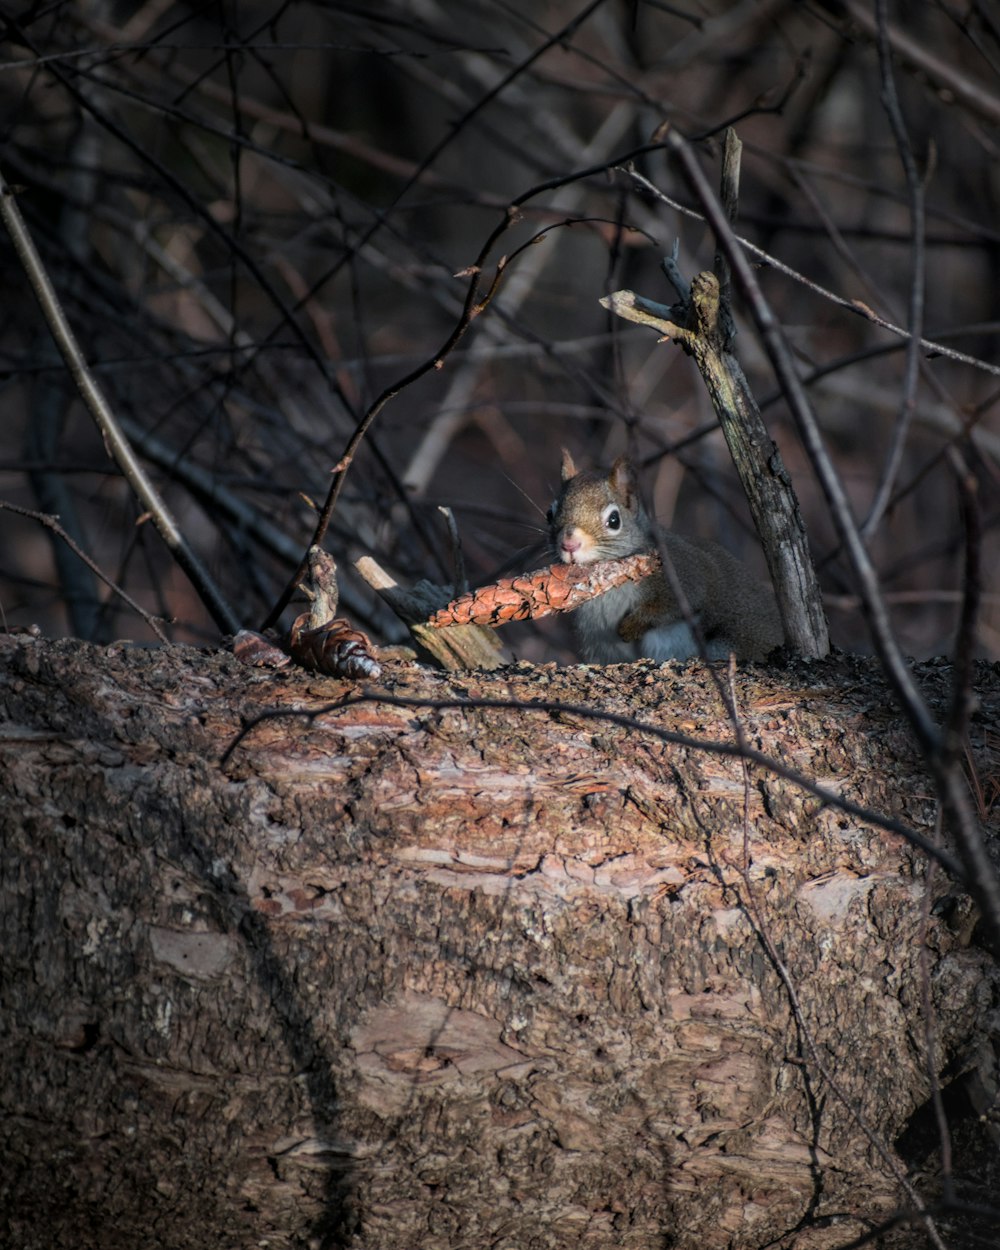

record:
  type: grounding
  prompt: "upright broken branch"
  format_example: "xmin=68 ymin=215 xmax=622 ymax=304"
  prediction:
xmin=601 ymin=272 xmax=830 ymax=659
xmin=603 ymin=130 xmax=829 ymax=659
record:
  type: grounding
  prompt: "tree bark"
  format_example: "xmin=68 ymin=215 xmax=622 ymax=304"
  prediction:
xmin=0 ymin=635 xmax=997 ymax=1250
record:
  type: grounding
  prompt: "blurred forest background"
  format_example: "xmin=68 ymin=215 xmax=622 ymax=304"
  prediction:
xmin=2 ymin=0 xmax=1000 ymax=662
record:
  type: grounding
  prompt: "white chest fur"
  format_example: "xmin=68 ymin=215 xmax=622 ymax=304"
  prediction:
xmin=572 ymin=582 xmax=717 ymax=663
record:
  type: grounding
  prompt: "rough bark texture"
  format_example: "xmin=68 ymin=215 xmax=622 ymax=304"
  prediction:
xmin=1 ymin=635 xmax=998 ymax=1250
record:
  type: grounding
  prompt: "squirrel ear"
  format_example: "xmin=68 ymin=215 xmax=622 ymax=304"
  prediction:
xmin=609 ymin=456 xmax=637 ymax=503
xmin=560 ymin=447 xmax=578 ymax=482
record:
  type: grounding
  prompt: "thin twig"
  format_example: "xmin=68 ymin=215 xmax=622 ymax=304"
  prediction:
xmin=625 ymin=167 xmax=1000 ymax=381
xmin=946 ymin=450 xmax=982 ymax=755
xmin=402 ymin=100 xmax=636 ymax=497
xmin=437 ymin=507 xmax=468 ymax=597
xmin=842 ymin=0 xmax=1000 ymax=129
xmin=0 ymin=500 xmax=170 ymax=643
xmin=860 ymin=0 xmax=928 ymax=540
xmin=0 ymin=168 xmax=240 ymax=636
xmin=259 ymin=203 xmax=527 ymax=631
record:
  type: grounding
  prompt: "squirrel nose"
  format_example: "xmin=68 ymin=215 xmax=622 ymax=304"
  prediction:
xmin=559 ymin=530 xmax=582 ymax=555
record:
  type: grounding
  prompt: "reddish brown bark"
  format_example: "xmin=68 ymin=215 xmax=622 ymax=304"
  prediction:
xmin=0 ymin=635 xmax=997 ymax=1249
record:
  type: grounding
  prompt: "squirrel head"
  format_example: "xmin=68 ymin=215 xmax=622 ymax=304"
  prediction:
xmin=549 ymin=452 xmax=651 ymax=564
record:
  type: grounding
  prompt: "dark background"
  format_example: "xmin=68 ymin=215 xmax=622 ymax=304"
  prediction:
xmin=2 ymin=0 xmax=999 ymax=661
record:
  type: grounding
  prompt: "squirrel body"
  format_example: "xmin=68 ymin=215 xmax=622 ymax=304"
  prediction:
xmin=549 ymin=452 xmax=784 ymax=664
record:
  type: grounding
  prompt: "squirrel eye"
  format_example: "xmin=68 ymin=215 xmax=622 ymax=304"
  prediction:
xmin=546 ymin=500 xmax=557 ymax=523
xmin=602 ymin=505 xmax=621 ymax=532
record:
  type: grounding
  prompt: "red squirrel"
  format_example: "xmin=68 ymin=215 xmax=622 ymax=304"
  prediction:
xmin=548 ymin=451 xmax=783 ymax=663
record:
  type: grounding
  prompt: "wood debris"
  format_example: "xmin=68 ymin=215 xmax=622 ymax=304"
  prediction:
xmin=234 ymin=546 xmax=382 ymax=680
xmin=232 ymin=629 xmax=292 ymax=668
xmin=287 ymin=613 xmax=382 ymax=680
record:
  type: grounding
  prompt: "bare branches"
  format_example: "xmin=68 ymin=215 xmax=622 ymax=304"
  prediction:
xmin=859 ymin=0 xmax=928 ymax=541
xmin=5 ymin=2 xmax=999 ymax=663
xmin=625 ymin=168 xmax=1000 ymax=383
xmin=0 ymin=167 xmax=240 ymax=637
xmin=841 ymin=0 xmax=1000 ymax=129
xmin=259 ymin=202 xmax=533 ymax=630
xmin=0 ymin=500 xmax=169 ymax=642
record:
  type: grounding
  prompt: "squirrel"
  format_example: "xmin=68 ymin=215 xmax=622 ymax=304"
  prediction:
xmin=548 ymin=450 xmax=784 ymax=664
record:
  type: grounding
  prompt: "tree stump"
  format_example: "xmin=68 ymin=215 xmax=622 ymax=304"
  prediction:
xmin=0 ymin=634 xmax=997 ymax=1249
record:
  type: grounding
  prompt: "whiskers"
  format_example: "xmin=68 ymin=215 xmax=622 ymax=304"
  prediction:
xmin=499 ymin=469 xmax=548 ymax=522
